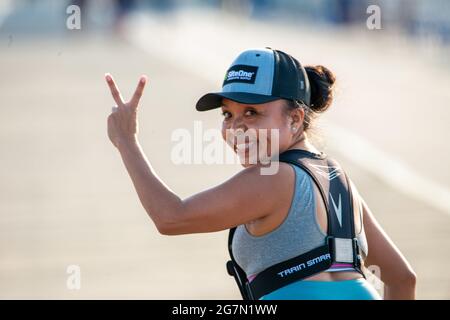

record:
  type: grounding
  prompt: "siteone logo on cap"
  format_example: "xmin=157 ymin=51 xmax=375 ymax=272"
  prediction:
xmin=223 ymin=64 xmax=258 ymax=86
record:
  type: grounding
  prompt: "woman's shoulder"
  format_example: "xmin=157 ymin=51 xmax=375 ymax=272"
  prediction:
xmin=238 ymin=162 xmax=298 ymax=202
xmin=238 ymin=161 xmax=297 ymax=185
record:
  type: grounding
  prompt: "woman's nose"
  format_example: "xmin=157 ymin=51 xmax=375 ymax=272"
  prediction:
xmin=230 ymin=115 xmax=247 ymax=131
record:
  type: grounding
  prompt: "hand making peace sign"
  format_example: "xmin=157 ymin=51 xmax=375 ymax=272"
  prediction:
xmin=105 ymin=73 xmax=148 ymax=149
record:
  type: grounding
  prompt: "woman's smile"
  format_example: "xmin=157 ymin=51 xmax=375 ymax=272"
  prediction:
xmin=235 ymin=141 xmax=256 ymax=153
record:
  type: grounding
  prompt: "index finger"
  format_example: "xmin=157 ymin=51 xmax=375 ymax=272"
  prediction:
xmin=130 ymin=75 xmax=148 ymax=108
xmin=105 ymin=73 xmax=125 ymax=107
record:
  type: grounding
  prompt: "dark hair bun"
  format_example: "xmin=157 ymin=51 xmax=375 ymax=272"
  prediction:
xmin=305 ymin=65 xmax=336 ymax=113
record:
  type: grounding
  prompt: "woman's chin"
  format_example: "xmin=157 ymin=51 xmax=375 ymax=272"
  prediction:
xmin=237 ymin=153 xmax=259 ymax=168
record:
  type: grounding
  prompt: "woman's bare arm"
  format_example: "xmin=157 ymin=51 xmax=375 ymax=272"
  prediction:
xmin=362 ymin=198 xmax=417 ymax=299
xmin=117 ymin=139 xmax=294 ymax=235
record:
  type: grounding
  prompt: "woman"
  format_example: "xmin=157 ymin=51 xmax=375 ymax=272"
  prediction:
xmin=105 ymin=48 xmax=416 ymax=300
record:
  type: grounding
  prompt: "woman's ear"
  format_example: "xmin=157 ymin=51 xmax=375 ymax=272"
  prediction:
xmin=289 ymin=108 xmax=304 ymax=132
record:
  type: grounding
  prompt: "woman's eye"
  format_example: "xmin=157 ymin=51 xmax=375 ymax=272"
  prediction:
xmin=222 ymin=111 xmax=231 ymax=119
xmin=245 ymin=109 xmax=257 ymax=116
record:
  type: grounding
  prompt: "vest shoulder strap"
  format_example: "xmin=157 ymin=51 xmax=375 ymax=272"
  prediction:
xmin=278 ymin=149 xmax=356 ymax=238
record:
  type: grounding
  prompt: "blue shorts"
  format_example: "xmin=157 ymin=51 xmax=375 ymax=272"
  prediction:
xmin=259 ymin=278 xmax=382 ymax=300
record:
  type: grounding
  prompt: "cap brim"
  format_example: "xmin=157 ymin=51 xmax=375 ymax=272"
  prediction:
xmin=195 ymin=92 xmax=280 ymax=111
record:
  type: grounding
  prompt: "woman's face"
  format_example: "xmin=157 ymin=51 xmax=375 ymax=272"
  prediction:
xmin=221 ymin=98 xmax=301 ymax=167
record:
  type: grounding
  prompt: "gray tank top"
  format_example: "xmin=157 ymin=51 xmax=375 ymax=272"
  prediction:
xmin=231 ymin=163 xmax=368 ymax=278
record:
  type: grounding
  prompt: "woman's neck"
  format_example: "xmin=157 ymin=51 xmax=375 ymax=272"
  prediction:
xmin=289 ymin=131 xmax=321 ymax=155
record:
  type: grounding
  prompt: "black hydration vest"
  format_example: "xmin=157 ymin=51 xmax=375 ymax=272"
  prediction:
xmin=226 ymin=149 xmax=365 ymax=300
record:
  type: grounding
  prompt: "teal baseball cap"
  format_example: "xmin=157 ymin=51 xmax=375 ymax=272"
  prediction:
xmin=196 ymin=47 xmax=311 ymax=111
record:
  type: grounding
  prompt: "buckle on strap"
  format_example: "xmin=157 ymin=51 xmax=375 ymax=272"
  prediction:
xmin=226 ymin=260 xmax=235 ymax=276
xmin=326 ymin=236 xmax=361 ymax=265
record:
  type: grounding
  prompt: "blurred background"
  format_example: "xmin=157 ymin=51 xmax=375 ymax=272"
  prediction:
xmin=0 ymin=0 xmax=449 ymax=299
